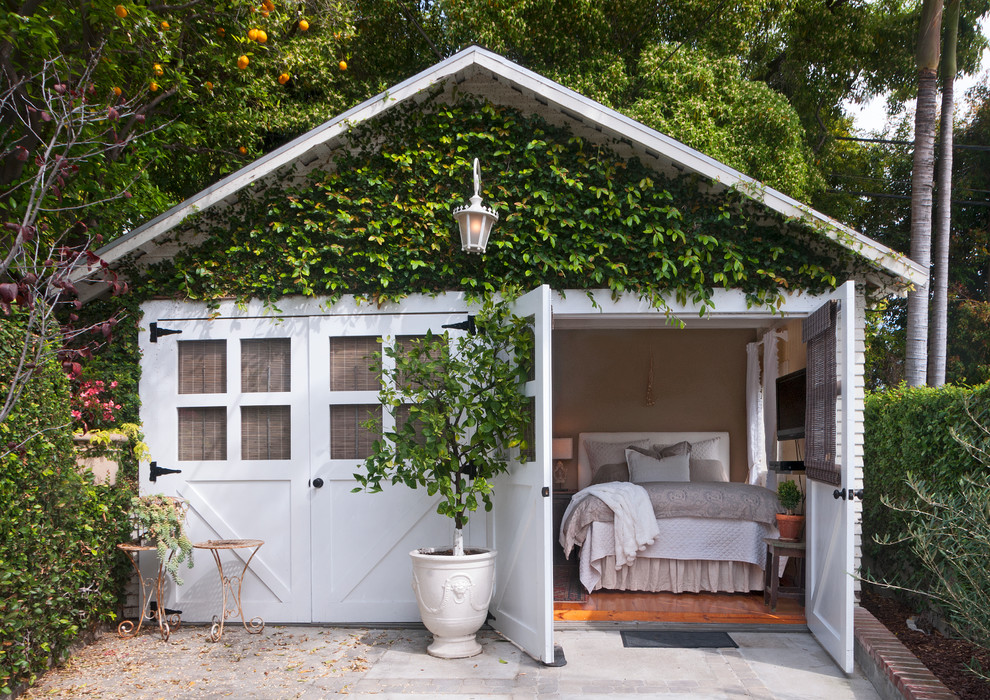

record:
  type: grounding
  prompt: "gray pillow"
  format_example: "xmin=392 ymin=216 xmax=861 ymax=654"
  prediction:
xmin=583 ymin=438 xmax=650 ymax=472
xmin=625 ymin=449 xmax=690 ymax=483
xmin=590 ymin=462 xmax=630 ymax=485
xmin=690 ymin=458 xmax=729 ymax=483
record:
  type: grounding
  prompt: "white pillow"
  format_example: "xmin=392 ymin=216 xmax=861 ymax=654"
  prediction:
xmin=625 ymin=449 xmax=690 ymax=483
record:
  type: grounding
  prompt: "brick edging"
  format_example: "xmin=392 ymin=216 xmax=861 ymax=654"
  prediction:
xmin=854 ymin=606 xmax=958 ymax=700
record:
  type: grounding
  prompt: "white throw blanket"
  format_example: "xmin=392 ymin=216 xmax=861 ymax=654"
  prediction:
xmin=561 ymin=482 xmax=660 ymax=568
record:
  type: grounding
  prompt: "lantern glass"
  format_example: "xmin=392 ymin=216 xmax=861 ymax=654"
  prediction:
xmin=452 ymin=159 xmax=498 ymax=254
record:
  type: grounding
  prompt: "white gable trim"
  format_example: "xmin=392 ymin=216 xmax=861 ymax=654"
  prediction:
xmin=81 ymin=46 xmax=924 ymax=293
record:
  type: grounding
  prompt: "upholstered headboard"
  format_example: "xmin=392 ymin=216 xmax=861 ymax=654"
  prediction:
xmin=576 ymin=431 xmax=730 ymax=490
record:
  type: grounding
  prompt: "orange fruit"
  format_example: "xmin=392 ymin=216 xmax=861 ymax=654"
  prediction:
xmin=237 ymin=55 xmax=249 ymax=69
xmin=114 ymin=4 xmax=127 ymax=18
xmin=205 ymin=81 xmax=214 ymax=90
xmin=263 ymin=0 xmax=274 ymax=10
xmin=153 ymin=63 xmax=163 ymax=76
xmin=298 ymin=19 xmax=309 ymax=31
xmin=239 ymin=146 xmax=247 ymax=155
xmin=112 ymin=86 xmax=122 ymax=96
xmin=160 ymin=21 xmax=169 ymax=30
xmin=256 ymin=30 xmax=267 ymax=43
xmin=217 ymin=27 xmax=225 ymax=36
xmin=149 ymin=81 xmax=159 ymax=92
xmin=278 ymin=72 xmax=290 ymax=84
xmin=261 ymin=9 xmax=269 ymax=17
xmin=338 ymin=60 xmax=347 ymax=71
xmin=247 ymin=28 xmax=259 ymax=41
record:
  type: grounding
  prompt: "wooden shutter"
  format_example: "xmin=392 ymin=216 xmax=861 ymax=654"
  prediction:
xmin=178 ymin=340 xmax=226 ymax=394
xmin=330 ymin=405 xmax=382 ymax=459
xmin=241 ymin=339 xmax=291 ymax=393
xmin=241 ymin=405 xmax=291 ymax=460
xmin=177 ymin=407 xmax=227 ymax=460
xmin=329 ymin=337 xmax=380 ymax=391
xmin=803 ymin=300 xmax=839 ymax=485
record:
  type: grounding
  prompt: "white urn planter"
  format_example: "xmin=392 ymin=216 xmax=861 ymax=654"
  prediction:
xmin=410 ymin=548 xmax=497 ymax=658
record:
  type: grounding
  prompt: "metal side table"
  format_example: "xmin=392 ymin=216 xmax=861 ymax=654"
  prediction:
xmin=193 ymin=539 xmax=265 ymax=641
xmin=116 ymin=543 xmax=180 ymax=641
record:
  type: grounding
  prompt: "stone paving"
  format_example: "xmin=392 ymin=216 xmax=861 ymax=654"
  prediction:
xmin=23 ymin=624 xmax=882 ymax=699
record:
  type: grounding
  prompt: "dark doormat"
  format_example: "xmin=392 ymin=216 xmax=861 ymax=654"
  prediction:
xmin=620 ymin=630 xmax=738 ymax=649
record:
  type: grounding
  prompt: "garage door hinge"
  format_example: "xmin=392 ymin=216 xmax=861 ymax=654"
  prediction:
xmin=150 ymin=322 xmax=183 ymax=343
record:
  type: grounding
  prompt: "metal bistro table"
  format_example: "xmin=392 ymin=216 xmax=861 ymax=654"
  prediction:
xmin=193 ymin=539 xmax=265 ymax=642
xmin=116 ymin=543 xmax=181 ymax=641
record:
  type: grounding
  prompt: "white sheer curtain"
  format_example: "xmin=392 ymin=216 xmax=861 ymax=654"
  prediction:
xmin=746 ymin=341 xmax=766 ymax=485
xmin=762 ymin=329 xmax=786 ymax=481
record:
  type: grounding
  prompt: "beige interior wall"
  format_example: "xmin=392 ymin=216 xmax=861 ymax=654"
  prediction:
xmin=552 ymin=328 xmax=757 ymax=488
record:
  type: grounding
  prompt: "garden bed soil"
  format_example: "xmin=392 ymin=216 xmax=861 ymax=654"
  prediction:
xmin=860 ymin=589 xmax=990 ymax=700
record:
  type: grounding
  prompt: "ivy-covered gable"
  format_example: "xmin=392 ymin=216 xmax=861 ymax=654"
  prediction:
xmin=139 ymin=96 xmax=878 ymax=314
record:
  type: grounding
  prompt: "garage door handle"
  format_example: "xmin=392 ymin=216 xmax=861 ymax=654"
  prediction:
xmin=311 ymin=477 xmax=324 ymax=488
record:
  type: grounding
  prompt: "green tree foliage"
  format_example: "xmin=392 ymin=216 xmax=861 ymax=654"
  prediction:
xmin=353 ymin=295 xmax=533 ymax=554
xmin=144 ymin=98 xmax=868 ymax=313
xmin=0 ymin=311 xmax=132 ymax=694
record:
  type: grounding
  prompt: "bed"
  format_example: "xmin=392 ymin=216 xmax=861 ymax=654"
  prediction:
xmin=559 ymin=431 xmax=781 ymax=594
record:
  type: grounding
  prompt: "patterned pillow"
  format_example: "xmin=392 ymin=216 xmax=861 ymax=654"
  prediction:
xmin=689 ymin=437 xmax=721 ymax=460
xmin=583 ymin=438 xmax=650 ymax=473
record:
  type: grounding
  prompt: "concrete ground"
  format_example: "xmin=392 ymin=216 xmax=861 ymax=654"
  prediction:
xmin=23 ymin=624 xmax=881 ymax=699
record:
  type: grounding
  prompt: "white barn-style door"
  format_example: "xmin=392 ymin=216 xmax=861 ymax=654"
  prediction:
xmin=805 ymin=281 xmax=859 ymax=673
xmin=139 ymin=308 xmax=313 ymax=622
xmin=307 ymin=308 xmax=490 ymax=622
xmin=488 ymin=285 xmax=555 ymax=664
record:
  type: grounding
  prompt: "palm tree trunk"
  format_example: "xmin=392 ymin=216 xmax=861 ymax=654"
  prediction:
xmin=928 ymin=0 xmax=959 ymax=387
xmin=905 ymin=0 xmax=943 ymax=387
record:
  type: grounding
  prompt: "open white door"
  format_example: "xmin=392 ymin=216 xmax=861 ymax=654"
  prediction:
xmin=488 ymin=285 xmax=555 ymax=664
xmin=805 ymin=281 xmax=859 ymax=673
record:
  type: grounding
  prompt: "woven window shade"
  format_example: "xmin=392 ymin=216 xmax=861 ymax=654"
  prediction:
xmin=178 ymin=340 xmax=226 ymax=394
xmin=329 ymin=337 xmax=381 ymax=391
xmin=330 ymin=405 xmax=382 ymax=459
xmin=521 ymin=396 xmax=536 ymax=463
xmin=241 ymin=405 xmax=291 ymax=460
xmin=802 ymin=300 xmax=839 ymax=486
xmin=177 ymin=407 xmax=227 ymax=460
xmin=241 ymin=339 xmax=291 ymax=393
xmin=395 ymin=335 xmax=443 ymax=389
xmin=396 ymin=404 xmax=427 ymax=446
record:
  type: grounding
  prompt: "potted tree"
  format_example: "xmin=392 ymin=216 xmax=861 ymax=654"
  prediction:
xmin=354 ymin=294 xmax=533 ymax=658
xmin=776 ymin=479 xmax=805 ymax=542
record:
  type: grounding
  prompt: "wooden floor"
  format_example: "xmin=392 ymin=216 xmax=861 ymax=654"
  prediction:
xmin=555 ymin=589 xmax=806 ymax=625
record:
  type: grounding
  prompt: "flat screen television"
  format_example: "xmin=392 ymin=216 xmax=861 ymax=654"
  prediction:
xmin=776 ymin=368 xmax=806 ymax=440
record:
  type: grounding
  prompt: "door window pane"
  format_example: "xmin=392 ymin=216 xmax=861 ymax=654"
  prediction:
xmin=241 ymin=339 xmax=291 ymax=393
xmin=330 ymin=404 xmax=382 ymax=459
xmin=177 ymin=407 xmax=227 ymax=460
xmin=521 ymin=396 xmax=536 ymax=463
xmin=395 ymin=335 xmax=443 ymax=389
xmin=178 ymin=340 xmax=226 ymax=394
xmin=329 ymin=337 xmax=381 ymax=391
xmin=241 ymin=405 xmax=291 ymax=460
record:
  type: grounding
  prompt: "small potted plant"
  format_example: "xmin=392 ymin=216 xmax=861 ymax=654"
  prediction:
xmin=776 ymin=479 xmax=805 ymax=542
xmin=354 ymin=294 xmax=532 ymax=658
xmin=129 ymin=494 xmax=195 ymax=584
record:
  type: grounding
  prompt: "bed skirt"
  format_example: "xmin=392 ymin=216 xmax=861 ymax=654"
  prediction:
xmin=590 ymin=556 xmax=765 ymax=593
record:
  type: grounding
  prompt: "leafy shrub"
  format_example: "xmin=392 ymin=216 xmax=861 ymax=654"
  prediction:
xmin=0 ymin=311 xmax=132 ymax=694
xmin=863 ymin=384 xmax=990 ymax=626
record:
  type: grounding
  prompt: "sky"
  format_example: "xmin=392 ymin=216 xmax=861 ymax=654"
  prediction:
xmin=849 ymin=15 xmax=990 ymax=135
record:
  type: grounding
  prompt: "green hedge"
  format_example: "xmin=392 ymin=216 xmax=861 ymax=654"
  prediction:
xmin=863 ymin=383 xmax=990 ymax=596
xmin=0 ymin=312 xmax=132 ymax=695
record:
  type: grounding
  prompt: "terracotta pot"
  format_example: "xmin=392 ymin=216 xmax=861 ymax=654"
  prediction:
xmin=410 ymin=548 xmax=496 ymax=658
xmin=776 ymin=513 xmax=805 ymax=542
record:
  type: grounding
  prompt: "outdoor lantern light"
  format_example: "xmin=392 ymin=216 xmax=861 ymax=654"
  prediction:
xmin=452 ymin=158 xmax=498 ymax=254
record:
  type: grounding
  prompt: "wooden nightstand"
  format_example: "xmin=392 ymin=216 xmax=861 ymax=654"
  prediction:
xmin=552 ymin=491 xmax=576 ymax=563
